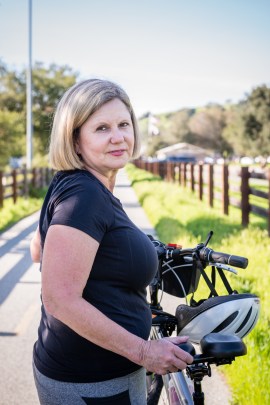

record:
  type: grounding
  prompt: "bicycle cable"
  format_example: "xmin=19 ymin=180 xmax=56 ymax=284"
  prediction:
xmin=162 ymin=261 xmax=190 ymax=304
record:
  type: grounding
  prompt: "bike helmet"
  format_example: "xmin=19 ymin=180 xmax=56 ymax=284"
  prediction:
xmin=175 ymin=293 xmax=260 ymax=344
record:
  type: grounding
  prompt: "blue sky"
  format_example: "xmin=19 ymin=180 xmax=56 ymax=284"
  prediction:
xmin=0 ymin=0 xmax=269 ymax=116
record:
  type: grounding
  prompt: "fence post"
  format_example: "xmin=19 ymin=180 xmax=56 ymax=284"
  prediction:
xmin=38 ymin=168 xmax=42 ymax=188
xmin=32 ymin=168 xmax=37 ymax=188
xmin=178 ymin=163 xmax=182 ymax=186
xmin=170 ymin=162 xmax=174 ymax=182
xmin=166 ymin=162 xmax=172 ymax=182
xmin=159 ymin=162 xmax=166 ymax=179
xmin=208 ymin=164 xmax=214 ymax=207
xmin=0 ymin=171 xmax=3 ymax=208
xmin=42 ymin=167 xmax=47 ymax=187
xmin=241 ymin=166 xmax=250 ymax=227
xmin=183 ymin=163 xmax=187 ymax=187
xmin=198 ymin=164 xmax=203 ymax=201
xmin=190 ymin=164 xmax=195 ymax=192
xmin=153 ymin=162 xmax=159 ymax=176
xmin=222 ymin=165 xmax=229 ymax=215
xmin=179 ymin=163 xmax=183 ymax=185
xmin=23 ymin=165 xmax=29 ymax=196
xmin=45 ymin=167 xmax=49 ymax=185
xmin=172 ymin=163 xmax=176 ymax=182
xmin=12 ymin=169 xmax=17 ymax=204
xmin=158 ymin=162 xmax=162 ymax=178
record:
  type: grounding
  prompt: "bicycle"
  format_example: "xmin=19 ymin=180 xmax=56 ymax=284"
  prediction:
xmin=146 ymin=231 xmax=260 ymax=405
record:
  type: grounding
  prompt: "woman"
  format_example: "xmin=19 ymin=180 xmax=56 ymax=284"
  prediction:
xmin=30 ymin=78 xmax=193 ymax=405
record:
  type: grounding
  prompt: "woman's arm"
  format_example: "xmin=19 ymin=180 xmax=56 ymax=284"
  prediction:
xmin=41 ymin=224 xmax=193 ymax=375
xmin=30 ymin=226 xmax=41 ymax=263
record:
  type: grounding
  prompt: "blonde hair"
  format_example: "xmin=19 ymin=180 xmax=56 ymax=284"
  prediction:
xmin=49 ymin=79 xmax=140 ymax=170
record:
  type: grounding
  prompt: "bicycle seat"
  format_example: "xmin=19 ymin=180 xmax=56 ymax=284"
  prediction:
xmin=200 ymin=333 xmax=247 ymax=358
xmin=176 ymin=341 xmax=196 ymax=356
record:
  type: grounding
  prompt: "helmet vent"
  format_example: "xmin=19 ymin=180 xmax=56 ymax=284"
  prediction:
xmin=241 ymin=312 xmax=259 ymax=338
xmin=235 ymin=307 xmax=252 ymax=334
xmin=212 ymin=311 xmax=239 ymax=333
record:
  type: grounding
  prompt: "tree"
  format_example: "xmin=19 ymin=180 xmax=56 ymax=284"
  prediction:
xmin=189 ymin=104 xmax=233 ymax=155
xmin=0 ymin=61 xmax=26 ymax=112
xmin=0 ymin=110 xmax=25 ymax=168
xmin=0 ymin=60 xmax=78 ymax=165
xmin=128 ymin=83 xmax=270 ymax=159
xmin=32 ymin=63 xmax=78 ymax=154
xmin=242 ymin=85 xmax=270 ymax=157
xmin=222 ymin=104 xmax=247 ymax=157
xmin=169 ymin=108 xmax=195 ymax=144
xmin=223 ymin=86 xmax=270 ymax=158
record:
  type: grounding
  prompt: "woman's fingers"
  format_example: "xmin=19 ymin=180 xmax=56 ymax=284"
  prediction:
xmin=166 ymin=335 xmax=189 ymax=344
xmin=140 ymin=337 xmax=194 ymax=375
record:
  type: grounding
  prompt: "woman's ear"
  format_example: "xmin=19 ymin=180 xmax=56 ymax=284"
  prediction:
xmin=74 ymin=128 xmax=81 ymax=154
xmin=75 ymin=143 xmax=81 ymax=155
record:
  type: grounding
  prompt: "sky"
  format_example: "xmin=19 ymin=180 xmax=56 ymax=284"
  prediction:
xmin=0 ymin=0 xmax=270 ymax=117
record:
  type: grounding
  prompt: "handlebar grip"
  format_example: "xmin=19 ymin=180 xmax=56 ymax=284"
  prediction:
xmin=201 ymin=248 xmax=248 ymax=269
xmin=226 ymin=254 xmax=248 ymax=269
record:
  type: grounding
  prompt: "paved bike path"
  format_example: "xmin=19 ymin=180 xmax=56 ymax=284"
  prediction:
xmin=0 ymin=169 xmax=231 ymax=404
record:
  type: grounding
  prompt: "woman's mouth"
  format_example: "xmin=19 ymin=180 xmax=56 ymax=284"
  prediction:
xmin=109 ymin=149 xmax=126 ymax=156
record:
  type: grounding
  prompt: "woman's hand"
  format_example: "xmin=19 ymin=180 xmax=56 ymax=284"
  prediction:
xmin=30 ymin=226 xmax=41 ymax=263
xmin=139 ymin=336 xmax=193 ymax=375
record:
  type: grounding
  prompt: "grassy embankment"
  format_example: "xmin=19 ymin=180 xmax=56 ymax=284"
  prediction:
xmin=126 ymin=163 xmax=270 ymax=405
xmin=0 ymin=188 xmax=47 ymax=233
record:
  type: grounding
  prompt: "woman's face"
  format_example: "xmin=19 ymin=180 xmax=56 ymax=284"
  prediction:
xmin=76 ymin=98 xmax=135 ymax=177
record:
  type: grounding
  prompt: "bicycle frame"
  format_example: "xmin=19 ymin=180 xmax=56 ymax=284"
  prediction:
xmin=148 ymin=256 xmax=194 ymax=404
xmin=150 ymin=325 xmax=194 ymax=405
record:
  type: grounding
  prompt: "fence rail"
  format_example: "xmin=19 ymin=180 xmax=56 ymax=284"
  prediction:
xmin=133 ymin=159 xmax=270 ymax=236
xmin=2 ymin=163 xmax=270 ymax=236
xmin=0 ymin=167 xmax=54 ymax=208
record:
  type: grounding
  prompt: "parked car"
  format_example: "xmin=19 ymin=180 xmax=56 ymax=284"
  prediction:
xmin=165 ymin=156 xmax=197 ymax=164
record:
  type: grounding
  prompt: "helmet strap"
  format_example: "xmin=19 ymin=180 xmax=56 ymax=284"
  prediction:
xmin=190 ymin=260 xmax=237 ymax=307
xmin=190 ymin=258 xmax=219 ymax=306
xmin=216 ymin=267 xmax=235 ymax=295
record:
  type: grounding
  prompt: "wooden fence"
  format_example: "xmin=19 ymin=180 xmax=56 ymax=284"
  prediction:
xmin=0 ymin=167 xmax=54 ymax=208
xmin=133 ymin=159 xmax=270 ymax=236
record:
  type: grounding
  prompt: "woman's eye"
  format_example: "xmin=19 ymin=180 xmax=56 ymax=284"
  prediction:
xmin=96 ymin=125 xmax=108 ymax=132
xmin=120 ymin=122 xmax=129 ymax=128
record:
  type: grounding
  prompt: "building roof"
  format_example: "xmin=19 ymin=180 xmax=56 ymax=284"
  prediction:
xmin=156 ymin=142 xmax=211 ymax=159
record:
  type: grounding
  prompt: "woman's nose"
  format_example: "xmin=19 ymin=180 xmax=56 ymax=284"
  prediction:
xmin=110 ymin=129 xmax=125 ymax=143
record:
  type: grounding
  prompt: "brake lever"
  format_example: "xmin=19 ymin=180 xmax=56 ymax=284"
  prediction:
xmin=209 ymin=262 xmax=238 ymax=275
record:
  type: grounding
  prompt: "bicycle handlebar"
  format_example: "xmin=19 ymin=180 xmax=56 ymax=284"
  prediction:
xmin=199 ymin=246 xmax=248 ymax=269
xmin=164 ymin=244 xmax=248 ymax=269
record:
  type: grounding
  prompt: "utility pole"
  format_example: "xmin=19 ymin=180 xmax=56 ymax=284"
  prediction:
xmin=26 ymin=0 xmax=33 ymax=169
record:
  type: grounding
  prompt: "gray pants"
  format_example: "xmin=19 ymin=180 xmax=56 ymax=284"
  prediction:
xmin=33 ymin=363 xmax=146 ymax=405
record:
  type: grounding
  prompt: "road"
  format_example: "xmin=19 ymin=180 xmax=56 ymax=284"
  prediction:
xmin=0 ymin=211 xmax=41 ymax=405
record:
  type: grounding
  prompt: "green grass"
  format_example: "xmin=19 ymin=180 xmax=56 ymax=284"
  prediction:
xmin=126 ymin=163 xmax=270 ymax=405
xmin=0 ymin=187 xmax=47 ymax=233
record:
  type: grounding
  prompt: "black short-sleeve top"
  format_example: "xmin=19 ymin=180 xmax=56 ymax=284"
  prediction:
xmin=33 ymin=170 xmax=158 ymax=383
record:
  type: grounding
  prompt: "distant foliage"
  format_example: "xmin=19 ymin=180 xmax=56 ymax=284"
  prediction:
xmin=0 ymin=60 xmax=78 ymax=168
xmin=1 ymin=60 xmax=269 ymax=165
xmin=139 ymin=85 xmax=270 ymax=159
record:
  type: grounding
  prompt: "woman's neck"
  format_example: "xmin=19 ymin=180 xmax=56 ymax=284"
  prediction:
xmin=86 ymin=167 xmax=117 ymax=193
